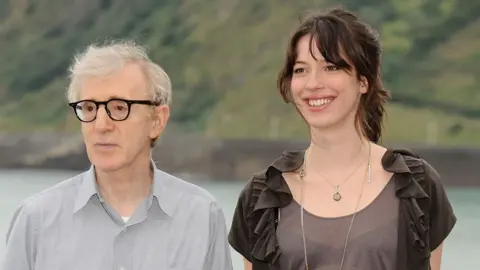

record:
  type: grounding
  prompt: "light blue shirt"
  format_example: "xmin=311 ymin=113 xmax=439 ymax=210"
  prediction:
xmin=1 ymin=163 xmax=233 ymax=270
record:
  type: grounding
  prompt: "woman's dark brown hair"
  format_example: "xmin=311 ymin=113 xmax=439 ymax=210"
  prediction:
xmin=277 ymin=7 xmax=390 ymax=143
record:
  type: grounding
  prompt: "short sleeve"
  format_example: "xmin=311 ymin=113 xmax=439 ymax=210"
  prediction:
xmin=203 ymin=201 xmax=233 ymax=270
xmin=228 ymin=180 xmax=253 ymax=262
xmin=424 ymin=160 xmax=457 ymax=251
xmin=0 ymin=202 xmax=38 ymax=270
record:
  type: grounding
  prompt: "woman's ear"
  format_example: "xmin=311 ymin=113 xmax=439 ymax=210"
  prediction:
xmin=359 ymin=77 xmax=368 ymax=94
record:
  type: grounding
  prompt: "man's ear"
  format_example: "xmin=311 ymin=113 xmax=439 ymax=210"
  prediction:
xmin=150 ymin=105 xmax=170 ymax=140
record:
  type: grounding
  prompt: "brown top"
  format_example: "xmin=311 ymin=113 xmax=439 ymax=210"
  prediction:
xmin=228 ymin=148 xmax=457 ymax=270
xmin=276 ymin=178 xmax=399 ymax=269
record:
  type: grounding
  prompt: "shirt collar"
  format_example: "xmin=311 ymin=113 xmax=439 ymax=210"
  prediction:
xmin=150 ymin=162 xmax=178 ymax=217
xmin=73 ymin=160 xmax=177 ymax=217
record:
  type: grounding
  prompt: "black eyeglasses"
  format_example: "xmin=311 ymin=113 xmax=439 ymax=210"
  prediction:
xmin=68 ymin=98 xmax=160 ymax=123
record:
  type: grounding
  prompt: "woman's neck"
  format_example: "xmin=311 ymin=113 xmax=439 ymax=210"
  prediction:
xmin=307 ymin=124 xmax=370 ymax=174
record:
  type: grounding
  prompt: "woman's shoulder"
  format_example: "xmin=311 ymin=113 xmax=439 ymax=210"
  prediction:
xmin=381 ymin=146 xmax=448 ymax=201
xmin=382 ymin=147 xmax=438 ymax=178
xmin=235 ymin=169 xmax=269 ymax=205
xmin=245 ymin=148 xmax=304 ymax=181
xmin=235 ymin=150 xmax=303 ymax=210
xmin=384 ymin=148 xmax=457 ymax=250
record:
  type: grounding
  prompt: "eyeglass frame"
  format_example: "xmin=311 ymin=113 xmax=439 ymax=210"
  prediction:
xmin=68 ymin=98 xmax=161 ymax=123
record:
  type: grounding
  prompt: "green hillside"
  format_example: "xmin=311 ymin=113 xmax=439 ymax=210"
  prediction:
xmin=0 ymin=0 xmax=479 ymax=146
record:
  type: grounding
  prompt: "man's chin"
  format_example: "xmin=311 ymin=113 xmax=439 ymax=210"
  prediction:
xmin=90 ymin=156 xmax=125 ymax=173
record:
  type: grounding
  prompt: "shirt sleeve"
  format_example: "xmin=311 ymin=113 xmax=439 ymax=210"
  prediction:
xmin=424 ymin=160 xmax=457 ymax=251
xmin=0 ymin=203 xmax=38 ymax=270
xmin=203 ymin=201 xmax=234 ymax=270
xmin=228 ymin=181 xmax=252 ymax=262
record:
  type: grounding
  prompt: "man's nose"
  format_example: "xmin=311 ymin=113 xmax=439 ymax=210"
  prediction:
xmin=94 ymin=106 xmax=114 ymax=131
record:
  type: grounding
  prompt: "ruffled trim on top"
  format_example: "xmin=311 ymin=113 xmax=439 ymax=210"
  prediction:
xmin=245 ymin=148 xmax=432 ymax=265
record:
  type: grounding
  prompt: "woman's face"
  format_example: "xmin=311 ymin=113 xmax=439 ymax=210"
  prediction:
xmin=290 ymin=34 xmax=367 ymax=131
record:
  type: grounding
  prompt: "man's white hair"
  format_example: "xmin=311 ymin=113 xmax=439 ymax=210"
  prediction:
xmin=66 ymin=40 xmax=172 ymax=105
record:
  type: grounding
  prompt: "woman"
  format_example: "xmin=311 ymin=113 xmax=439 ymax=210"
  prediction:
xmin=228 ymin=7 xmax=456 ymax=270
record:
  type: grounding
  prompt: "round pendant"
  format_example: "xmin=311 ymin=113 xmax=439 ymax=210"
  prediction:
xmin=333 ymin=192 xmax=342 ymax=201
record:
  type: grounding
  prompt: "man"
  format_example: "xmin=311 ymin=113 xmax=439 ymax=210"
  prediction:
xmin=1 ymin=41 xmax=233 ymax=270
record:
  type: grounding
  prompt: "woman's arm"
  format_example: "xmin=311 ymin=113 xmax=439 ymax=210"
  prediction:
xmin=423 ymin=160 xmax=455 ymax=270
xmin=430 ymin=243 xmax=444 ymax=270
xmin=229 ymin=179 xmax=255 ymax=270
xmin=243 ymin=258 xmax=252 ymax=270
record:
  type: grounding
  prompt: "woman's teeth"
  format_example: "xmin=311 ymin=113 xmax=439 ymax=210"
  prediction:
xmin=308 ymin=98 xmax=333 ymax=107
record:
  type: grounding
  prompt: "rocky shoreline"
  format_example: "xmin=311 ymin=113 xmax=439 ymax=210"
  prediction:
xmin=0 ymin=132 xmax=478 ymax=186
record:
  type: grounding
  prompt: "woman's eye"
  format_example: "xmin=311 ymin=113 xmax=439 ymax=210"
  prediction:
xmin=325 ymin=65 xmax=340 ymax=71
xmin=293 ymin=67 xmax=305 ymax=73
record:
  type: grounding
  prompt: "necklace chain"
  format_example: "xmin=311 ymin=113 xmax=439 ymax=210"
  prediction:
xmin=313 ymin=145 xmax=369 ymax=201
xmin=299 ymin=143 xmax=372 ymax=270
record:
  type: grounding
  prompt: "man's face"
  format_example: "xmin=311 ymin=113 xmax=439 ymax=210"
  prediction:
xmin=77 ymin=63 xmax=169 ymax=172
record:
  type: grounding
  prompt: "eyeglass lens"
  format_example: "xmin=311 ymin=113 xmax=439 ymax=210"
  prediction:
xmin=74 ymin=100 xmax=129 ymax=121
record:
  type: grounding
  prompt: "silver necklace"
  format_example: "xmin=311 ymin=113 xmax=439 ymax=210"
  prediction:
xmin=321 ymin=155 xmax=368 ymax=202
xmin=306 ymin=144 xmax=368 ymax=202
xmin=299 ymin=143 xmax=372 ymax=270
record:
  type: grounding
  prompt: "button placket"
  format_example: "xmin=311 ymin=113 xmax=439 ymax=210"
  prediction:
xmin=114 ymin=225 xmax=129 ymax=270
